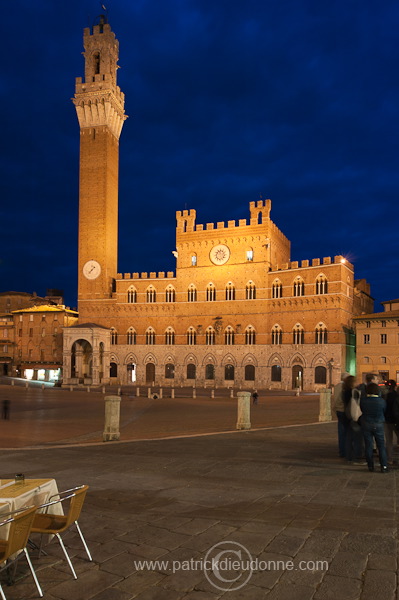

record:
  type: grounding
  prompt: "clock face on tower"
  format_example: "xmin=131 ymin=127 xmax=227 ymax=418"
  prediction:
xmin=210 ymin=244 xmax=230 ymax=265
xmin=83 ymin=260 xmax=101 ymax=280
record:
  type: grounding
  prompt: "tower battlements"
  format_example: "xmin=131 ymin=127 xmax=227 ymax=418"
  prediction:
xmin=249 ymin=199 xmax=271 ymax=224
xmin=176 ymin=200 xmax=284 ymax=239
xmin=117 ymin=272 xmax=175 ymax=280
xmin=272 ymin=255 xmax=352 ymax=272
xmin=176 ymin=209 xmax=196 ymax=232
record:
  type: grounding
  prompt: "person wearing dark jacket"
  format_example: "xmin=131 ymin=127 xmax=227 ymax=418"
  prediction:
xmin=384 ymin=380 xmax=398 ymax=464
xmin=360 ymin=383 xmax=388 ymax=472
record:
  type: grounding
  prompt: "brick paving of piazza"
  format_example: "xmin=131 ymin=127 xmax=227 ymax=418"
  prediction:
xmin=0 ymin=382 xmax=397 ymax=600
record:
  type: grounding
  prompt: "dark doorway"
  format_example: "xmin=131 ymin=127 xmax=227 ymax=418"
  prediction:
xmin=146 ymin=362 xmax=155 ymax=383
xmin=292 ymin=364 xmax=303 ymax=389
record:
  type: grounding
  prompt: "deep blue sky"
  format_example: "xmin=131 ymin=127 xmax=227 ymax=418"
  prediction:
xmin=1 ymin=1 xmax=398 ymax=310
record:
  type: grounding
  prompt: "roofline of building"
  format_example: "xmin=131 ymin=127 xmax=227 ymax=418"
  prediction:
xmin=353 ymin=310 xmax=399 ymax=321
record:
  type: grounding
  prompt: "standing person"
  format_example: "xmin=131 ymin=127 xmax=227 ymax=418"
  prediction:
xmin=333 ymin=372 xmax=349 ymax=458
xmin=360 ymin=383 xmax=388 ymax=473
xmin=2 ymin=398 xmax=10 ymax=420
xmin=358 ymin=372 xmax=376 ymax=398
xmin=252 ymin=390 xmax=258 ymax=405
xmin=342 ymin=376 xmax=364 ymax=464
xmin=385 ymin=380 xmax=398 ymax=465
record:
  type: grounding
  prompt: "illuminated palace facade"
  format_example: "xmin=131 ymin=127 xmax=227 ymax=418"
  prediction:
xmin=63 ymin=18 xmax=373 ymax=390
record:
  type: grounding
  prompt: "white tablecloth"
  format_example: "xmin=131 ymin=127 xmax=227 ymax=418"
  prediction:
xmin=0 ymin=479 xmax=63 ymax=538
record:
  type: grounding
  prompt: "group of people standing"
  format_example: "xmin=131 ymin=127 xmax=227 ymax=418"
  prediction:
xmin=333 ymin=373 xmax=399 ymax=473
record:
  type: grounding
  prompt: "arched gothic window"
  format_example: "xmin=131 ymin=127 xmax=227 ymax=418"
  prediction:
xmin=187 ymin=327 xmax=196 ymax=345
xmin=245 ymin=326 xmax=256 ymax=345
xmin=293 ymin=324 xmax=305 ymax=345
xmin=165 ymin=286 xmax=176 ymax=302
xmin=146 ymin=286 xmax=156 ymax=303
xmin=315 ymin=323 xmax=328 ymax=344
xmin=165 ymin=327 xmax=175 ymax=345
xmin=110 ymin=362 xmax=118 ymax=377
xmin=206 ymin=327 xmax=215 ymax=345
xmin=146 ymin=327 xmax=155 ymax=345
xmin=246 ymin=282 xmax=256 ymax=300
xmin=316 ymin=275 xmax=328 ymax=295
xmin=225 ymin=282 xmax=235 ymax=301
xmin=225 ymin=326 xmax=235 ymax=345
xmin=271 ymin=324 xmax=282 ymax=345
xmin=206 ymin=283 xmax=216 ymax=302
xmin=188 ymin=285 xmax=197 ymax=302
xmin=272 ymin=280 xmax=283 ymax=298
xmin=127 ymin=287 xmax=137 ymax=303
xmin=293 ymin=278 xmax=305 ymax=297
xmin=127 ymin=328 xmax=136 ymax=345
xmin=110 ymin=328 xmax=118 ymax=345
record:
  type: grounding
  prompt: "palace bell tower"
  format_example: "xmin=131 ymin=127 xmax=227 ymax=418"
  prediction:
xmin=73 ymin=15 xmax=126 ymax=305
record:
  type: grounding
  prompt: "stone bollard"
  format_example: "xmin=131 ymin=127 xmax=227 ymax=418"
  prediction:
xmin=148 ymin=387 xmax=152 ymax=398
xmin=193 ymin=388 xmax=196 ymax=399
xmin=103 ymin=396 xmax=121 ymax=442
xmin=319 ymin=388 xmax=332 ymax=422
xmin=159 ymin=388 xmax=163 ymax=399
xmin=211 ymin=389 xmax=215 ymax=399
xmin=25 ymin=381 xmax=29 ymax=389
xmin=41 ymin=384 xmax=45 ymax=390
xmin=102 ymin=386 xmax=105 ymax=394
xmin=11 ymin=380 xmax=14 ymax=386
xmin=87 ymin=386 xmax=90 ymax=392
xmin=230 ymin=388 xmax=234 ymax=398
xmin=136 ymin=387 xmax=140 ymax=397
xmin=70 ymin=386 xmax=73 ymax=392
xmin=236 ymin=391 xmax=251 ymax=430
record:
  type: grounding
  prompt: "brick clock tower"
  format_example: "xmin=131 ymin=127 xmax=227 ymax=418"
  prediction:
xmin=73 ymin=16 xmax=126 ymax=305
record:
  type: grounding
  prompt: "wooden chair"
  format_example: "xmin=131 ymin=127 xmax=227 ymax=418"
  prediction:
xmin=31 ymin=485 xmax=92 ymax=579
xmin=0 ymin=506 xmax=43 ymax=599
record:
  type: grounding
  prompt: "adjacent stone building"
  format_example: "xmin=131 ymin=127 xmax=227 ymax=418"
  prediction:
xmin=13 ymin=305 xmax=78 ymax=382
xmin=0 ymin=291 xmax=64 ymax=377
xmin=63 ymin=16 xmax=373 ymax=390
xmin=354 ymin=299 xmax=399 ymax=384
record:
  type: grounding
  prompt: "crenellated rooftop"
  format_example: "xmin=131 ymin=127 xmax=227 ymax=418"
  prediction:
xmin=116 ymin=272 xmax=175 ymax=280
xmin=272 ymin=255 xmax=352 ymax=272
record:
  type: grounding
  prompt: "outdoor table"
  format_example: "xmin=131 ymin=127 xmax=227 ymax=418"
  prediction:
xmin=0 ymin=479 xmax=63 ymax=537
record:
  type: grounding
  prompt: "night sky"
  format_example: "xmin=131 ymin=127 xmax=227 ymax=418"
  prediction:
xmin=2 ymin=1 xmax=398 ymax=310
